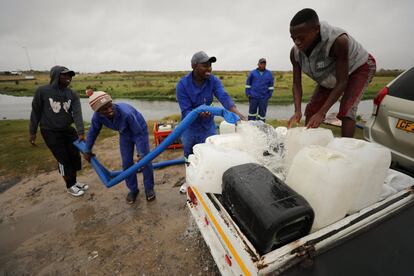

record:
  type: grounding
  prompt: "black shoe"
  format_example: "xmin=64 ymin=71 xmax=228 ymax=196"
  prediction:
xmin=145 ymin=189 xmax=156 ymax=201
xmin=126 ymin=190 xmax=139 ymax=204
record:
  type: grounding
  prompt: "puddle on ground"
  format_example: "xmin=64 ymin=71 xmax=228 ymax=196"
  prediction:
xmin=72 ymin=204 xmax=108 ymax=234
xmin=0 ymin=177 xmax=22 ymax=193
xmin=0 ymin=204 xmax=74 ymax=258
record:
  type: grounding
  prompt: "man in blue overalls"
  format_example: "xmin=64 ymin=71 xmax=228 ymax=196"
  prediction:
xmin=176 ymin=51 xmax=246 ymax=193
xmin=83 ymin=90 xmax=155 ymax=204
xmin=245 ymin=58 xmax=275 ymax=122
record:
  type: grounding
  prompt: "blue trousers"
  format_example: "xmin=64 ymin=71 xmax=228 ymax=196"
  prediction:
xmin=119 ymin=134 xmax=154 ymax=193
xmin=248 ymin=97 xmax=269 ymax=121
xmin=181 ymin=123 xmax=217 ymax=158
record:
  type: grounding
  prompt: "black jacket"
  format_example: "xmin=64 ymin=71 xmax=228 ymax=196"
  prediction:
xmin=29 ymin=66 xmax=84 ymax=135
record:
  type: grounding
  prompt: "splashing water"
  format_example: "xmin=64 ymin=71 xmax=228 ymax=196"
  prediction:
xmin=201 ymin=121 xmax=287 ymax=179
xmin=236 ymin=121 xmax=287 ymax=179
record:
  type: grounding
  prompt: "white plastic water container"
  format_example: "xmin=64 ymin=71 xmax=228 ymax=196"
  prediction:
xmin=205 ymin=133 xmax=244 ymax=151
xmin=286 ymin=145 xmax=356 ymax=231
xmin=327 ymin=138 xmax=391 ymax=213
xmin=207 ymin=128 xmax=286 ymax=176
xmin=384 ymin=168 xmax=414 ymax=192
xmin=379 ymin=184 xmax=397 ymax=201
xmin=219 ymin=120 xmax=236 ymax=134
xmin=285 ymin=127 xmax=334 ymax=170
xmin=275 ymin=126 xmax=288 ymax=141
xmin=158 ymin=124 xmax=172 ymax=131
xmin=378 ymin=169 xmax=414 ymax=200
xmin=186 ymin=143 xmax=258 ymax=194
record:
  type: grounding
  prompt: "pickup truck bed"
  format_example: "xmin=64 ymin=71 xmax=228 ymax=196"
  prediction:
xmin=187 ymin=185 xmax=414 ymax=275
xmin=283 ymin=198 xmax=414 ymax=276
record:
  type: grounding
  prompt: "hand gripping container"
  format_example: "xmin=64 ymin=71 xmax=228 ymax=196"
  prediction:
xmin=221 ymin=163 xmax=314 ymax=255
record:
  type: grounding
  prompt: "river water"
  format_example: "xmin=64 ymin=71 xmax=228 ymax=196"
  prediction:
xmin=0 ymin=94 xmax=373 ymax=122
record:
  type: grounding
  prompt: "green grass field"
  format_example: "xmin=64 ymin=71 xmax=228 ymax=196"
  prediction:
xmin=0 ymin=71 xmax=396 ymax=104
xmin=0 ymin=119 xmax=174 ymax=177
xmin=0 ymin=120 xmax=117 ymax=177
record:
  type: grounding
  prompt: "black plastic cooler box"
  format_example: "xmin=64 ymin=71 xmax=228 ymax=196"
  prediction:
xmin=221 ymin=163 xmax=314 ymax=255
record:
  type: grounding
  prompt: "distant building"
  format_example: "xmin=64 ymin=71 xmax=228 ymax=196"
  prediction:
xmin=1 ymin=71 xmax=23 ymax=76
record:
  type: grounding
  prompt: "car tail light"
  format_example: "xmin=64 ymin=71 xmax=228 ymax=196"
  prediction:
xmin=187 ymin=186 xmax=197 ymax=205
xmin=373 ymin=87 xmax=389 ymax=115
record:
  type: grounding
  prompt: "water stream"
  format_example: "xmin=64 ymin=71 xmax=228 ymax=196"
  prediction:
xmin=0 ymin=94 xmax=373 ymax=122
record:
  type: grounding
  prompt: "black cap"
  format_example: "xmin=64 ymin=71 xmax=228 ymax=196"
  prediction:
xmin=61 ymin=67 xmax=75 ymax=77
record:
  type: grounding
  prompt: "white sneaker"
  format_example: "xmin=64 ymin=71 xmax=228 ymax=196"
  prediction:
xmin=179 ymin=182 xmax=188 ymax=194
xmin=67 ymin=185 xmax=85 ymax=197
xmin=75 ymin=182 xmax=89 ymax=191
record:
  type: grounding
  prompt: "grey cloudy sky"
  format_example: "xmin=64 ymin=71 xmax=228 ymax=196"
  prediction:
xmin=1 ymin=0 xmax=413 ymax=72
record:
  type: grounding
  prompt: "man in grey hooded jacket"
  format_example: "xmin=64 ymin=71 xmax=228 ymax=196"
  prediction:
xmin=29 ymin=65 xmax=88 ymax=197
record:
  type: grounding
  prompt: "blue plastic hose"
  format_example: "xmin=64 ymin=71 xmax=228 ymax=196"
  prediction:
xmin=73 ymin=105 xmax=239 ymax=188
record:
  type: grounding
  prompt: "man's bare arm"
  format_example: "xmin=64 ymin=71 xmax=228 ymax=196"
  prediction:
xmin=306 ymin=34 xmax=349 ymax=128
xmin=288 ymin=48 xmax=304 ymax=127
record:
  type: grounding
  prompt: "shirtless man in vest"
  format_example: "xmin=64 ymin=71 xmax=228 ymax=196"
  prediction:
xmin=287 ymin=8 xmax=376 ymax=137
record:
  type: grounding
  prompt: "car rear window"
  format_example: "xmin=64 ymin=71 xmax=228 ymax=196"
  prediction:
xmin=388 ymin=67 xmax=414 ymax=101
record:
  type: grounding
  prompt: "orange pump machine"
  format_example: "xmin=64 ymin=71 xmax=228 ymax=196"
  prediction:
xmin=153 ymin=122 xmax=182 ymax=149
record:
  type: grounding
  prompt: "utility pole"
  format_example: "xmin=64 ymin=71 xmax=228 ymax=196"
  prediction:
xmin=22 ymin=46 xmax=32 ymax=71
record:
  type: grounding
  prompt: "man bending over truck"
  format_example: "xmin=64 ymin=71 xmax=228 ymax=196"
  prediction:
xmin=287 ymin=8 xmax=376 ymax=137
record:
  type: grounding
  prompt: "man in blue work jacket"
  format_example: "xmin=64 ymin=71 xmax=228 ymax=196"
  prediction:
xmin=245 ymin=58 xmax=275 ymax=121
xmin=176 ymin=51 xmax=246 ymax=193
xmin=83 ymin=90 xmax=155 ymax=204
xmin=176 ymin=51 xmax=246 ymax=158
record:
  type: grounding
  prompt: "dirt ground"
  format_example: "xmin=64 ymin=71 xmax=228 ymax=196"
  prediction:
xmin=0 ymin=136 xmax=220 ymax=275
